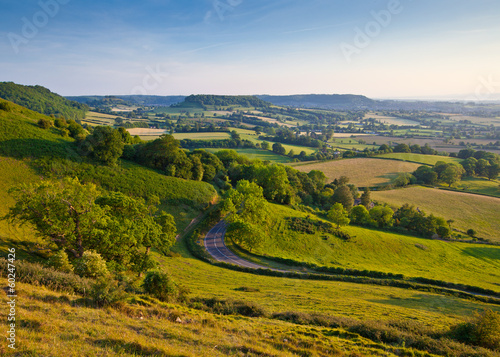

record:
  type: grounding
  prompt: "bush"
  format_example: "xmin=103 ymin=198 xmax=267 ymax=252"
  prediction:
xmin=90 ymin=277 xmax=127 ymax=307
xmin=450 ymin=310 xmax=500 ymax=350
xmin=46 ymin=250 xmax=74 ymax=273
xmin=0 ymin=101 xmax=13 ymax=112
xmin=0 ymin=258 xmax=91 ymax=295
xmin=467 ymin=229 xmax=477 ymax=238
xmin=74 ymin=250 xmax=109 ymax=279
xmin=142 ymin=270 xmax=178 ymax=302
xmin=54 ymin=117 xmax=67 ymax=128
xmin=38 ymin=118 xmax=52 ymax=129
xmin=192 ymin=298 xmax=267 ymax=317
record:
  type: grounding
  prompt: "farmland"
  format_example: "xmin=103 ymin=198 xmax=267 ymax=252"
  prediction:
xmin=372 ymin=186 xmax=500 ymax=243
xmin=290 ymin=158 xmax=422 ymax=187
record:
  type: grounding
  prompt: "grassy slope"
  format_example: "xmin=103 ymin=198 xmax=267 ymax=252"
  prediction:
xmin=377 ymin=153 xmax=462 ymax=166
xmin=246 ymin=204 xmax=500 ymax=292
xmin=165 ymin=238 xmax=500 ymax=332
xmin=0 ymin=99 xmax=217 ymax=232
xmin=372 ymin=186 xmax=500 ymax=243
xmin=0 ymin=157 xmax=43 ymax=259
xmin=291 ymin=158 xmax=421 ymax=186
xmin=0 ymin=99 xmax=78 ymax=160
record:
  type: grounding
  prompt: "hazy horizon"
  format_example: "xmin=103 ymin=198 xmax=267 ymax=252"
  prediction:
xmin=1 ymin=0 xmax=499 ymax=100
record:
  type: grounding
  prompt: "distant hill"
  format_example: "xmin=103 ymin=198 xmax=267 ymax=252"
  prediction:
xmin=0 ymin=82 xmax=88 ymax=119
xmin=67 ymin=95 xmax=186 ymax=107
xmin=257 ymin=94 xmax=376 ymax=110
xmin=184 ymin=94 xmax=271 ymax=108
xmin=257 ymin=94 xmax=500 ymax=114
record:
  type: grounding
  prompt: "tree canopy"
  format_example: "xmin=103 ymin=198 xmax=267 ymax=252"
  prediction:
xmin=6 ymin=177 xmax=176 ymax=273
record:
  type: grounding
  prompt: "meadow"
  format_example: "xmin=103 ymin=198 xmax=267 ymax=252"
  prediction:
xmin=372 ymin=186 xmax=500 ymax=242
xmin=290 ymin=158 xmax=422 ymax=187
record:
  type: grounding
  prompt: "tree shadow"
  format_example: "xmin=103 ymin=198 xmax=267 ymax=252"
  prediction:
xmin=460 ymin=246 xmax=500 ymax=261
xmin=0 ymin=138 xmax=79 ymax=161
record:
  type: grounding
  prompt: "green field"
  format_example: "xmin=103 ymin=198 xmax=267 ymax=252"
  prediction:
xmin=372 ymin=186 xmax=500 ymax=243
xmin=243 ymin=204 xmax=500 ymax=292
xmin=291 ymin=158 xmax=421 ymax=187
xmin=204 ymin=148 xmax=293 ymax=163
xmin=241 ymin=134 xmax=318 ymax=155
xmin=377 ymin=153 xmax=463 ymax=166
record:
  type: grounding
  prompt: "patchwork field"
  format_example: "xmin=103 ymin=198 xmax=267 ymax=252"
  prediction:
xmin=372 ymin=186 xmax=500 ymax=242
xmin=291 ymin=158 xmax=421 ymax=186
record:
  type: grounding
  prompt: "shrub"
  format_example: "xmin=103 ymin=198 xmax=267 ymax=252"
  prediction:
xmin=0 ymin=101 xmax=13 ymax=112
xmin=192 ymin=298 xmax=267 ymax=317
xmin=0 ymin=258 xmax=91 ymax=295
xmin=74 ymin=250 xmax=109 ymax=279
xmin=54 ymin=117 xmax=67 ymax=128
xmin=38 ymin=118 xmax=52 ymax=129
xmin=467 ymin=229 xmax=477 ymax=238
xmin=90 ymin=277 xmax=128 ymax=307
xmin=451 ymin=310 xmax=500 ymax=350
xmin=142 ymin=270 xmax=178 ymax=302
xmin=46 ymin=250 xmax=74 ymax=273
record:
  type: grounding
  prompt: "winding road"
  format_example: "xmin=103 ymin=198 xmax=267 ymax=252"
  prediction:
xmin=204 ymin=220 xmax=283 ymax=271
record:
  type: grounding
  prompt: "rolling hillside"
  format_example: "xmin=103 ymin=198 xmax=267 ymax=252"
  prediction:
xmin=239 ymin=203 xmax=500 ymax=292
xmin=0 ymin=82 xmax=88 ymax=119
xmin=0 ymin=98 xmax=217 ymax=232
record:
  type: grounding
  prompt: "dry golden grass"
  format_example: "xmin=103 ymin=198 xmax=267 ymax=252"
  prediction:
xmin=5 ymin=283 xmax=421 ymax=357
xmin=293 ymin=158 xmax=421 ymax=186
xmin=372 ymin=186 xmax=500 ymax=242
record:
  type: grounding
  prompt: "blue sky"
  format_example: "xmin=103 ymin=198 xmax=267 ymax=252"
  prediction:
xmin=1 ymin=0 xmax=499 ymax=99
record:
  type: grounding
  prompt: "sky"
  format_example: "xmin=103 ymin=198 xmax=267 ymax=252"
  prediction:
xmin=0 ymin=0 xmax=499 ymax=99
